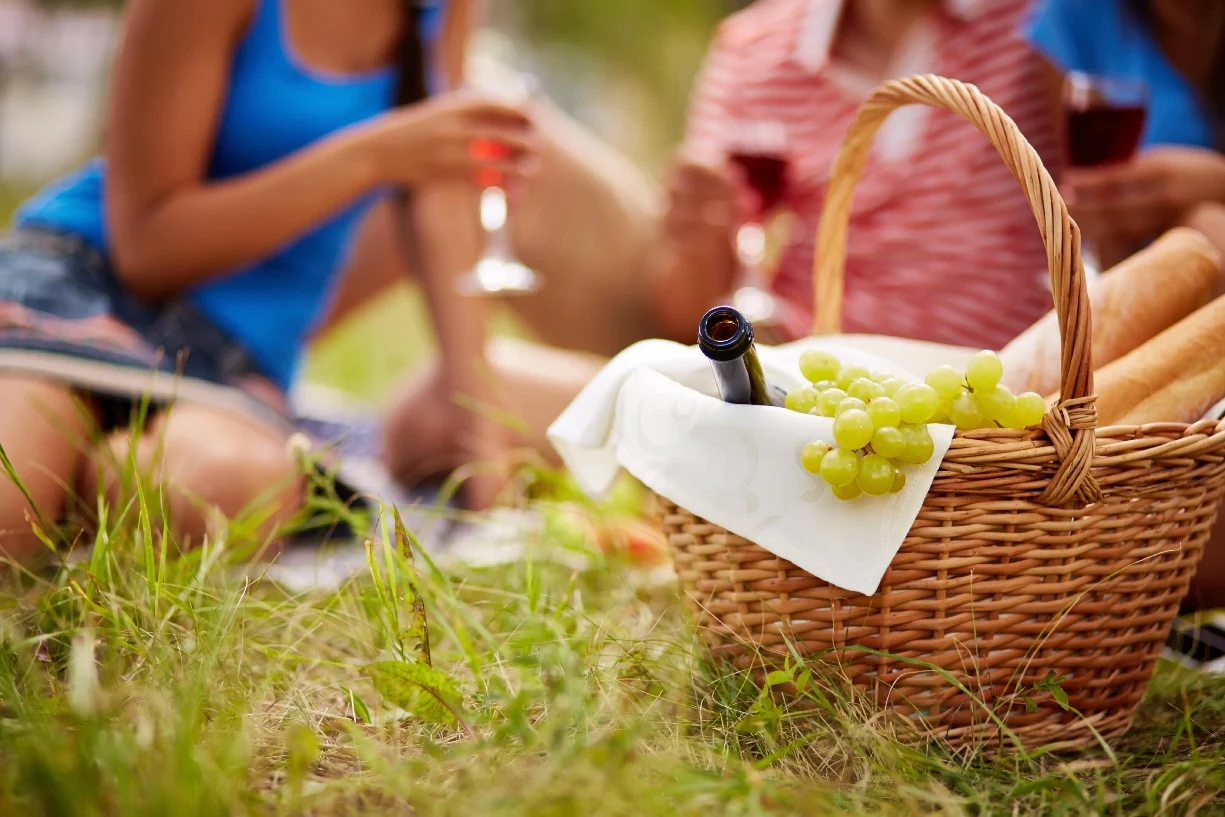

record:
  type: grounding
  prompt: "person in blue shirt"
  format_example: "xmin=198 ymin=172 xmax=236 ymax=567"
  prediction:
xmin=0 ymin=0 xmax=537 ymax=563
xmin=1026 ymin=0 xmax=1225 ymax=269
xmin=1029 ymin=0 xmax=1225 ymax=609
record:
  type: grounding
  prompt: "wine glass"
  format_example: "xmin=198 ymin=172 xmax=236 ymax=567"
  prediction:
xmin=455 ymin=68 xmax=541 ymax=296
xmin=726 ymin=121 xmax=791 ymax=330
xmin=1063 ymin=72 xmax=1149 ymax=278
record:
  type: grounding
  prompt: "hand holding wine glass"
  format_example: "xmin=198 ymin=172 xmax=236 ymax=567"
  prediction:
xmin=455 ymin=68 xmax=544 ymax=296
xmin=365 ymin=93 xmax=536 ymax=186
xmin=1061 ymin=72 xmax=1148 ymax=272
xmin=724 ymin=120 xmax=791 ymax=334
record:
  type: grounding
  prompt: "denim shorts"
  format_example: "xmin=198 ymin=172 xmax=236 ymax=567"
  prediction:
xmin=0 ymin=227 xmax=287 ymax=430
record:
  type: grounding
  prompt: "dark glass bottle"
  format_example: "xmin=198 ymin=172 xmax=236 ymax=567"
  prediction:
xmin=697 ymin=305 xmax=785 ymax=407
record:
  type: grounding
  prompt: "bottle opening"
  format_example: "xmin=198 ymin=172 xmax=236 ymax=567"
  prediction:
xmin=708 ymin=316 xmax=739 ymax=343
xmin=697 ymin=305 xmax=754 ymax=361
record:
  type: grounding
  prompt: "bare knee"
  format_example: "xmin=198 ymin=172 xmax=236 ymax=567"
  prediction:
xmin=0 ymin=377 xmax=92 ymax=563
xmin=88 ymin=405 xmax=302 ymax=547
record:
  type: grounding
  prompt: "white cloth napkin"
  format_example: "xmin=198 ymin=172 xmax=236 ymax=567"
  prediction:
xmin=547 ymin=336 xmax=965 ymax=595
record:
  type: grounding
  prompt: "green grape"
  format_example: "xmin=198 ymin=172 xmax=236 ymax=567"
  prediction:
xmin=925 ymin=365 xmax=965 ymax=401
xmin=800 ymin=350 xmax=841 ymax=383
xmin=800 ymin=441 xmax=832 ymax=474
xmin=977 ymin=384 xmax=1016 ymax=423
xmin=1015 ymin=391 xmax=1047 ymax=428
xmin=857 ymin=454 xmax=895 ymax=496
xmin=812 ymin=380 xmax=837 ymax=392
xmin=848 ymin=377 xmax=886 ymax=402
xmin=899 ymin=424 xmax=935 ymax=464
xmin=833 ymin=409 xmax=874 ymax=450
xmin=896 ymin=383 xmax=940 ymax=424
xmin=870 ymin=371 xmax=893 ymax=384
xmin=866 ymin=396 xmax=902 ymax=429
xmin=878 ymin=377 xmax=902 ymax=397
xmin=930 ymin=399 xmax=952 ymax=425
xmin=835 ymin=364 xmax=870 ymax=391
xmin=832 ymin=481 xmax=863 ymax=501
xmin=820 ymin=447 xmax=859 ymax=487
xmin=784 ymin=386 xmax=821 ymax=414
xmin=837 ymin=397 xmax=868 ymax=415
xmin=966 ymin=350 xmax=1004 ymax=392
xmin=816 ymin=388 xmax=848 ymax=417
xmin=890 ymin=466 xmax=907 ymax=493
xmin=948 ymin=392 xmax=985 ymax=430
xmin=870 ymin=426 xmax=905 ymax=459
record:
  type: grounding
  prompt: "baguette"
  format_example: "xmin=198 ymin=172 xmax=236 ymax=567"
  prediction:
xmin=1000 ymin=228 xmax=1220 ymax=396
xmin=1092 ymin=293 xmax=1225 ymax=426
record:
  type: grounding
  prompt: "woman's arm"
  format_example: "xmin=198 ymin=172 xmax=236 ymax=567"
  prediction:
xmin=439 ymin=0 xmax=476 ymax=90
xmin=105 ymin=0 xmax=532 ymax=301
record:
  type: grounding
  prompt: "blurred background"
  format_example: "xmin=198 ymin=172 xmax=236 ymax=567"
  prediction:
xmin=0 ymin=0 xmax=743 ymax=401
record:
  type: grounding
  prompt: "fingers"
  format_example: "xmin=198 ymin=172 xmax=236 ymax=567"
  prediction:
xmin=1064 ymin=159 xmax=1172 ymax=246
xmin=462 ymin=99 xmax=534 ymax=129
xmin=671 ymin=158 xmax=733 ymax=200
xmin=463 ymin=126 xmax=540 ymax=180
xmin=665 ymin=156 xmax=736 ymax=242
xmin=1070 ymin=200 xmax=1166 ymax=248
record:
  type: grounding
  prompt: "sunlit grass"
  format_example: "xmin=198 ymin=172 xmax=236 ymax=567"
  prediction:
xmin=1 ymin=447 xmax=1224 ymax=816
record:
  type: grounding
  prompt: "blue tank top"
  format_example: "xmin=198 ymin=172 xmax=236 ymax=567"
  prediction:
xmin=1024 ymin=0 xmax=1217 ymax=151
xmin=15 ymin=0 xmax=444 ymax=390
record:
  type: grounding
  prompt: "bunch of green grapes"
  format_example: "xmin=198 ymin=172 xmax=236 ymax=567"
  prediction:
xmin=922 ymin=351 xmax=1046 ymax=431
xmin=785 ymin=350 xmax=932 ymax=500
xmin=784 ymin=349 xmax=1048 ymax=501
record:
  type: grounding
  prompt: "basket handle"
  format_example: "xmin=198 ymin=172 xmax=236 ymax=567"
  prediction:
xmin=813 ymin=75 xmax=1099 ymax=506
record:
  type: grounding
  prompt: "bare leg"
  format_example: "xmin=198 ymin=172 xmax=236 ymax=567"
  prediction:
xmin=504 ymin=101 xmax=663 ymax=355
xmin=0 ymin=376 xmax=93 ymax=563
xmin=82 ymin=403 xmax=302 ymax=551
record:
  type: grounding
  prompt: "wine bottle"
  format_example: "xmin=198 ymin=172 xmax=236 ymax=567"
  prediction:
xmin=697 ymin=305 xmax=785 ymax=407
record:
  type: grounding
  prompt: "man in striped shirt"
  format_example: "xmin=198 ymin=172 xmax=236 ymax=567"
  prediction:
xmin=652 ymin=0 xmax=1062 ymax=349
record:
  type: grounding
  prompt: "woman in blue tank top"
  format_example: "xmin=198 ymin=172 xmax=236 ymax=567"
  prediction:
xmin=0 ymin=0 xmax=536 ymax=563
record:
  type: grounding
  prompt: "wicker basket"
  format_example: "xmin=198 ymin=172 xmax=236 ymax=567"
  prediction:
xmin=659 ymin=75 xmax=1225 ymax=749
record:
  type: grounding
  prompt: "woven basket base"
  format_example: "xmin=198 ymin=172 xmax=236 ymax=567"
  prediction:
xmin=657 ymin=465 xmax=1224 ymax=750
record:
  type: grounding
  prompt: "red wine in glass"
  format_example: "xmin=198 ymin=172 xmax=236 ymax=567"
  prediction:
xmin=470 ymin=137 xmax=512 ymax=188
xmin=729 ymin=151 xmax=789 ymax=216
xmin=1067 ymin=105 xmax=1147 ymax=167
xmin=1064 ymin=73 xmax=1148 ymax=167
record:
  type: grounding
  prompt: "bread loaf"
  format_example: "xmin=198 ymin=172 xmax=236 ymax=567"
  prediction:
xmin=1092 ymin=292 xmax=1225 ymax=426
xmin=1000 ymin=228 xmax=1220 ymax=396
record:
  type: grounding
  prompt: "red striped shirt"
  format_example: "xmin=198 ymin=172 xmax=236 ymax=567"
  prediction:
xmin=685 ymin=0 xmax=1061 ymax=349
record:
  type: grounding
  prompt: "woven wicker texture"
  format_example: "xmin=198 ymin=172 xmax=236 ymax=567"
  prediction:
xmin=660 ymin=75 xmax=1225 ymax=749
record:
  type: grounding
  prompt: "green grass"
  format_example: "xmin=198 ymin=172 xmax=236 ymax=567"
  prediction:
xmin=2 ymin=454 xmax=1225 ymax=817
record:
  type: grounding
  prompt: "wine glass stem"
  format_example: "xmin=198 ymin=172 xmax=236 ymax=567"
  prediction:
xmin=1081 ymin=239 xmax=1102 ymax=282
xmin=736 ymin=221 xmax=767 ymax=288
xmin=480 ymin=186 xmax=511 ymax=260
